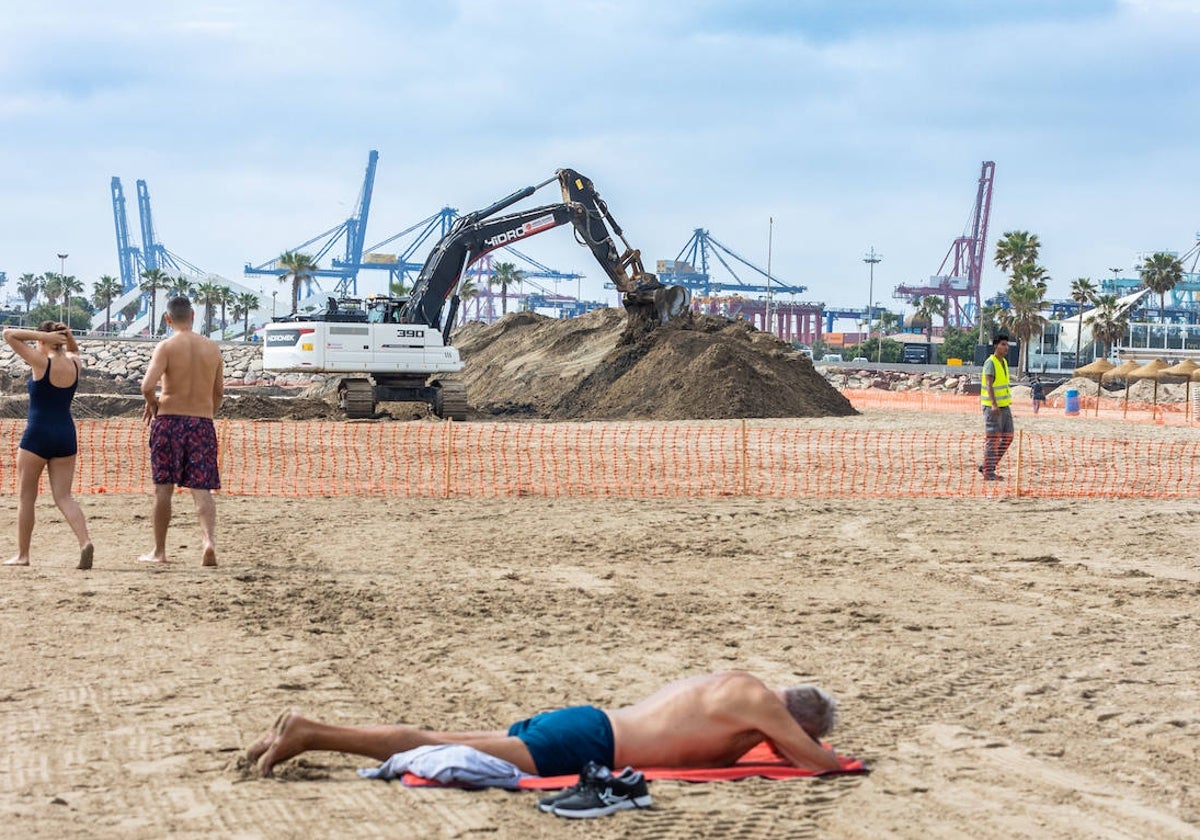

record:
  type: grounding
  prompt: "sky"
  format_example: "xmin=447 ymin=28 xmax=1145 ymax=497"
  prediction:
xmin=3 ymin=0 xmax=1199 ymax=319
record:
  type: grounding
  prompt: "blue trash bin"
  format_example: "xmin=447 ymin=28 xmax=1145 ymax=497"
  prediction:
xmin=1065 ymin=388 xmax=1080 ymax=416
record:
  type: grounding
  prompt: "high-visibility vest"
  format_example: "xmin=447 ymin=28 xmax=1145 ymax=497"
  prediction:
xmin=981 ymin=354 xmax=1011 ymax=407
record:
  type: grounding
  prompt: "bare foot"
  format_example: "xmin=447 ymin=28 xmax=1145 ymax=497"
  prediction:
xmin=246 ymin=708 xmax=294 ymax=765
xmin=3 ymin=556 xmax=30 ymax=566
xmin=201 ymin=546 xmax=217 ymax=567
xmin=78 ymin=543 xmax=94 ymax=571
xmin=137 ymin=553 xmax=167 ymax=565
xmin=259 ymin=710 xmax=308 ymax=777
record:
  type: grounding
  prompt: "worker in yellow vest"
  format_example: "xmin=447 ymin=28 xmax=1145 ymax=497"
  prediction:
xmin=979 ymin=334 xmax=1013 ymax=481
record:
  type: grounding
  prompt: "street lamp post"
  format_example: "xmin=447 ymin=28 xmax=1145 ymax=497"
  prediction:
xmin=864 ymin=247 xmax=882 ymax=362
xmin=765 ymin=217 xmax=774 ymax=336
xmin=1108 ymin=267 xmax=1124 ymax=352
xmin=874 ymin=301 xmax=883 ymax=364
xmin=57 ymin=252 xmax=69 ymax=324
xmin=272 ymin=291 xmax=278 ymax=319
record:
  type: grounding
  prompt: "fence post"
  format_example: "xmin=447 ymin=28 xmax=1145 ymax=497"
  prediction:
xmin=444 ymin=418 xmax=454 ymax=498
xmin=1014 ymin=428 xmax=1023 ymax=498
xmin=741 ymin=418 xmax=749 ymax=496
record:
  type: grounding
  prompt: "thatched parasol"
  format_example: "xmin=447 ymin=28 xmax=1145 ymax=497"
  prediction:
xmin=1102 ymin=359 xmax=1140 ymax=382
xmin=1159 ymin=359 xmax=1200 ymax=420
xmin=1124 ymin=358 xmax=1170 ymax=415
xmin=1073 ymin=358 xmax=1114 ymax=416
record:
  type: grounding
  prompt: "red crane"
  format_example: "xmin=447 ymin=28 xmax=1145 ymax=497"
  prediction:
xmin=894 ymin=161 xmax=995 ymax=328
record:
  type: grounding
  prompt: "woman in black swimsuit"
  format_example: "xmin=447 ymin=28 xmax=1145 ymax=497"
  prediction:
xmin=3 ymin=322 xmax=93 ymax=569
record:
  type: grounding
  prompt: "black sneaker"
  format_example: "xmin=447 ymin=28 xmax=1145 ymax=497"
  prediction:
xmin=551 ymin=765 xmax=652 ymax=819
xmin=536 ymin=763 xmax=644 ymax=813
xmin=536 ymin=761 xmax=606 ymax=813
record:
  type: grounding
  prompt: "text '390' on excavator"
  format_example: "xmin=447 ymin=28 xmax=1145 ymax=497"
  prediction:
xmin=261 ymin=168 xmax=691 ymax=420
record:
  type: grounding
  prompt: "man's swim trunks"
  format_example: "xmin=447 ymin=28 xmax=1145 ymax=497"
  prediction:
xmin=19 ymin=356 xmax=79 ymax=460
xmin=507 ymin=705 xmax=615 ymax=776
xmin=149 ymin=414 xmax=220 ymax=489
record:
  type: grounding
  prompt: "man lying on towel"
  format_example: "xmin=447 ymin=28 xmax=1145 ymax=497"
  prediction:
xmin=248 ymin=670 xmax=843 ymax=778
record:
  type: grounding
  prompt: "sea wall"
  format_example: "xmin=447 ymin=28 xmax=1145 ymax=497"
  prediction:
xmin=0 ymin=338 xmax=320 ymax=388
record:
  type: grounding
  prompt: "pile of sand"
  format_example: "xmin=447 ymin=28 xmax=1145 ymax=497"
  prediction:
xmin=455 ymin=308 xmax=856 ymax=420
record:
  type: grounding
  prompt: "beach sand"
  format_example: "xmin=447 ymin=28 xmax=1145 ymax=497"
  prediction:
xmin=2 ymin=408 xmax=1198 ymax=839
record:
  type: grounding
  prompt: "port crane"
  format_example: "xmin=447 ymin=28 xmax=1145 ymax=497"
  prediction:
xmin=893 ymin=161 xmax=995 ymax=328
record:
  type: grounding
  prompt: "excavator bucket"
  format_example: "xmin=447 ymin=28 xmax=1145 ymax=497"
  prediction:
xmin=653 ymin=285 xmax=691 ymax=324
xmin=621 ymin=283 xmax=692 ymax=338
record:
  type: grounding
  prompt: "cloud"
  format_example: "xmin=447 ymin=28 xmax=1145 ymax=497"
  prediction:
xmin=1 ymin=0 xmax=1198 ymax=315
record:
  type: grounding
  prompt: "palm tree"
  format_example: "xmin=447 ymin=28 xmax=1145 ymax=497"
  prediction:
xmin=1090 ymin=294 xmax=1131 ymax=358
xmin=194 ymin=280 xmax=223 ymax=336
xmin=488 ymin=261 xmax=524 ymax=316
xmin=915 ymin=295 xmax=947 ymax=360
xmin=456 ymin=276 xmax=480 ymax=324
xmin=389 ymin=275 xmax=411 ymax=298
xmin=120 ymin=299 xmax=142 ymax=327
xmin=997 ymin=281 xmax=1048 ymax=373
xmin=168 ymin=274 xmax=195 ymax=299
xmin=276 ymin=251 xmax=319 ymax=315
xmin=232 ymin=291 xmax=261 ymax=340
xmin=870 ymin=310 xmax=901 ymax=363
xmin=17 ymin=273 xmax=40 ymax=318
xmin=217 ymin=285 xmax=235 ymax=332
xmin=1012 ymin=262 xmax=1049 ymax=293
xmin=41 ymin=273 xmax=63 ymax=309
xmin=1139 ymin=251 xmax=1183 ymax=349
xmin=993 ymin=230 xmax=1041 ymax=278
xmin=979 ymin=300 xmax=1005 ymax=344
xmin=139 ymin=268 xmax=169 ymax=337
xmin=92 ymin=275 xmax=123 ymax=335
xmin=61 ymin=274 xmax=84 ymax=324
xmin=1069 ymin=278 xmax=1097 ymax=364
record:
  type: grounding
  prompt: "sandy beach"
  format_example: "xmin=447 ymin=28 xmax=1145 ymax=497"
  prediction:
xmin=2 ymin=406 xmax=1198 ymax=839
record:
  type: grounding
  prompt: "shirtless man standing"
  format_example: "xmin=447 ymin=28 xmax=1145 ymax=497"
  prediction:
xmin=248 ymin=670 xmax=844 ymax=778
xmin=139 ymin=296 xmax=224 ymax=567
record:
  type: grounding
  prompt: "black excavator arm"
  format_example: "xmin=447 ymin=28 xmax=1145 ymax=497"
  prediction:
xmin=400 ymin=168 xmax=690 ymax=339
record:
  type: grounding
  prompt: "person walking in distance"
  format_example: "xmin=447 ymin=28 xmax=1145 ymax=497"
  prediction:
xmin=1030 ymin=376 xmax=1045 ymax=415
xmin=139 ymin=296 xmax=224 ymax=566
xmin=2 ymin=322 xmax=94 ymax=569
xmin=979 ymin=334 xmax=1014 ymax=481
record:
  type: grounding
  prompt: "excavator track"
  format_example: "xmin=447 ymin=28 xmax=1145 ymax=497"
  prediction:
xmin=432 ymin=379 xmax=468 ymax=421
xmin=339 ymin=379 xmax=376 ymax=419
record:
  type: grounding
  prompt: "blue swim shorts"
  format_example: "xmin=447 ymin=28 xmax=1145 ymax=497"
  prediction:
xmin=507 ymin=705 xmax=615 ymax=776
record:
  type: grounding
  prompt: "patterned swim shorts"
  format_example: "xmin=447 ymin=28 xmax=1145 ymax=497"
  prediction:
xmin=149 ymin=414 xmax=221 ymax=490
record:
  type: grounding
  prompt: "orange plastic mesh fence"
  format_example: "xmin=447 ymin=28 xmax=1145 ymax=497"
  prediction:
xmin=2 ymin=419 xmax=1197 ymax=499
xmin=843 ymin=388 xmax=1197 ymax=425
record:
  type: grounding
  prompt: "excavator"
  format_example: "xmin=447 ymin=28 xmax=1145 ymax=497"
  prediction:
xmin=261 ymin=168 xmax=691 ymax=420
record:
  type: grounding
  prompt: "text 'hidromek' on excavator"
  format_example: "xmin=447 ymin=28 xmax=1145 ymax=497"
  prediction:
xmin=261 ymin=168 xmax=691 ymax=420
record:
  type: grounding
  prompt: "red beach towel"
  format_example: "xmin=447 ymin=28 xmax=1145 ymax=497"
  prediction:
xmin=401 ymin=742 xmax=866 ymax=789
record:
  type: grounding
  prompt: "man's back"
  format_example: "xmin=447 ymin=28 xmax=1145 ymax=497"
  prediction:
xmin=607 ymin=672 xmax=778 ymax=767
xmin=607 ymin=671 xmax=843 ymax=772
xmin=155 ymin=331 xmax=223 ymax=418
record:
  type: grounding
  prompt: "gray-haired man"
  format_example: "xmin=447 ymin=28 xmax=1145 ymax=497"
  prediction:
xmin=249 ymin=670 xmax=843 ymax=778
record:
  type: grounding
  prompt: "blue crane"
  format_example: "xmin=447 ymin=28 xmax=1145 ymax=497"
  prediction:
xmin=655 ymin=228 xmax=806 ymax=297
xmin=353 ymin=207 xmax=585 ymax=292
xmin=135 ymin=180 xmax=206 ymax=276
xmin=348 ymin=206 xmax=458 ymax=291
xmin=244 ymin=150 xmax=379 ymax=296
xmin=110 ymin=177 xmax=143 ymax=292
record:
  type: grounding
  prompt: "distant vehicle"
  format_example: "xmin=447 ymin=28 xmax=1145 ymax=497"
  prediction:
xmin=796 ymin=347 xmax=814 ymax=359
xmin=821 ymin=353 xmax=844 ymax=363
xmin=851 ymin=356 xmax=869 ymax=363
